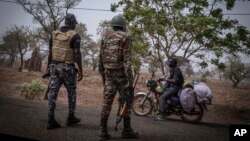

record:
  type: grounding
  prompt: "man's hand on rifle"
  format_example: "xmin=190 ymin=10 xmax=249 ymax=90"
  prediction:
xmin=120 ymin=86 xmax=134 ymax=105
xmin=125 ymin=79 xmax=133 ymax=89
xmin=42 ymin=69 xmax=50 ymax=79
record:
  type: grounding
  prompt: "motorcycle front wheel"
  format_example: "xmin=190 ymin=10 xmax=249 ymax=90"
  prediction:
xmin=181 ymin=103 xmax=204 ymax=123
xmin=132 ymin=94 xmax=153 ymax=116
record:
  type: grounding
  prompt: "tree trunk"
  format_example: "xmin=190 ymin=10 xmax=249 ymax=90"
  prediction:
xmin=151 ymin=71 xmax=155 ymax=79
xmin=233 ymin=81 xmax=239 ymax=88
xmin=19 ymin=54 xmax=24 ymax=72
xmin=160 ymin=63 xmax=164 ymax=75
xmin=92 ymin=66 xmax=97 ymax=71
xmin=8 ymin=55 xmax=15 ymax=67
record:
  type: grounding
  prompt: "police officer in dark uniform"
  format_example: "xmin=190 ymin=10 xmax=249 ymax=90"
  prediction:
xmin=46 ymin=13 xmax=83 ymax=129
xmin=156 ymin=58 xmax=184 ymax=121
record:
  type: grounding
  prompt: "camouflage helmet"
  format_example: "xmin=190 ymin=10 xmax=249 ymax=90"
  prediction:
xmin=111 ymin=14 xmax=126 ymax=28
xmin=65 ymin=13 xmax=78 ymax=26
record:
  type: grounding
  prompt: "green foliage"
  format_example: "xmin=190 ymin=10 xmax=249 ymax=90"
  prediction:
xmin=112 ymin=0 xmax=250 ymax=74
xmin=20 ymin=79 xmax=46 ymax=100
xmin=225 ymin=0 xmax=235 ymax=10
xmin=76 ymin=22 xmax=99 ymax=69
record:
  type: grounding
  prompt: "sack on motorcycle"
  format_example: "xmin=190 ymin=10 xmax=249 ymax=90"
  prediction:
xmin=180 ymin=88 xmax=196 ymax=112
xmin=193 ymin=82 xmax=212 ymax=104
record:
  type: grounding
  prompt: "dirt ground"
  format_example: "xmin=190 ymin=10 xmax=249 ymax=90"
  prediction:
xmin=0 ymin=67 xmax=249 ymax=125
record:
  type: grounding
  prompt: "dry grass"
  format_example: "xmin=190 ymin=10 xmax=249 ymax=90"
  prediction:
xmin=205 ymin=79 xmax=250 ymax=109
xmin=0 ymin=67 xmax=249 ymax=109
xmin=0 ymin=67 xmax=250 ymax=124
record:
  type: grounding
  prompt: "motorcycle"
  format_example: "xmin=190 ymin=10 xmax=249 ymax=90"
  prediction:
xmin=132 ymin=80 xmax=210 ymax=123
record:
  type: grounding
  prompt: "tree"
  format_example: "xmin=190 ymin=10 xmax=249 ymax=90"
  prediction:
xmin=0 ymin=25 xmax=32 ymax=69
xmin=9 ymin=25 xmax=31 ymax=71
xmin=75 ymin=22 xmax=98 ymax=69
xmin=145 ymin=51 xmax=162 ymax=78
xmin=17 ymin=0 xmax=82 ymax=42
xmin=17 ymin=0 xmax=82 ymax=71
xmin=214 ymin=66 xmax=225 ymax=80
xmin=0 ymin=33 xmax=18 ymax=67
xmin=96 ymin=20 xmax=112 ymax=38
xmin=198 ymin=69 xmax=211 ymax=82
xmin=112 ymin=0 xmax=250 ymax=74
xmin=224 ymin=55 xmax=250 ymax=88
xmin=185 ymin=64 xmax=194 ymax=77
xmin=87 ymin=41 xmax=99 ymax=71
xmin=0 ymin=42 xmax=6 ymax=63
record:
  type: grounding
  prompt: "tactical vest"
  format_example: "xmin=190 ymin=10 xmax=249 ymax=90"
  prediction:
xmin=52 ymin=30 xmax=76 ymax=64
xmin=102 ymin=31 xmax=127 ymax=69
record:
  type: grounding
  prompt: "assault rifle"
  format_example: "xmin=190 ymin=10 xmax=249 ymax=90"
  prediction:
xmin=115 ymin=73 xmax=140 ymax=131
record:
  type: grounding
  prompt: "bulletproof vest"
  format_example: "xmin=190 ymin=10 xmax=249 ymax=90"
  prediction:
xmin=52 ymin=30 xmax=76 ymax=64
xmin=102 ymin=31 xmax=127 ymax=69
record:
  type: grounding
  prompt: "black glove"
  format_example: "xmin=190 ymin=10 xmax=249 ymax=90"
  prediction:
xmin=42 ymin=69 xmax=50 ymax=78
xmin=119 ymin=87 xmax=134 ymax=104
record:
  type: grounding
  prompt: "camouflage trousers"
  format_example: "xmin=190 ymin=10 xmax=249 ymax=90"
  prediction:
xmin=48 ymin=63 xmax=77 ymax=116
xmin=101 ymin=69 xmax=132 ymax=119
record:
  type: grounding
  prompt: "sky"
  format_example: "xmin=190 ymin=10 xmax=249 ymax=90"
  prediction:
xmin=0 ymin=0 xmax=120 ymax=40
xmin=0 ymin=0 xmax=250 ymax=39
xmin=0 ymin=0 xmax=250 ymax=66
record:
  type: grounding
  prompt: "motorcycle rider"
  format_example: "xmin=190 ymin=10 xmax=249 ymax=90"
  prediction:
xmin=156 ymin=58 xmax=184 ymax=121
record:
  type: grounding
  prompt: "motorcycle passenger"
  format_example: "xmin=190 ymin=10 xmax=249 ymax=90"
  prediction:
xmin=156 ymin=58 xmax=184 ymax=121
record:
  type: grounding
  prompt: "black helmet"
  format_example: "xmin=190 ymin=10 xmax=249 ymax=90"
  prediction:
xmin=165 ymin=58 xmax=177 ymax=68
xmin=65 ymin=13 xmax=78 ymax=26
xmin=111 ymin=14 xmax=126 ymax=28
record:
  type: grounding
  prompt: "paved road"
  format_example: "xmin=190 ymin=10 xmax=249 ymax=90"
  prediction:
xmin=0 ymin=96 xmax=229 ymax=141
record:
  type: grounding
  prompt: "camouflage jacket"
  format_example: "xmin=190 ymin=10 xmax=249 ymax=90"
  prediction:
xmin=99 ymin=30 xmax=133 ymax=83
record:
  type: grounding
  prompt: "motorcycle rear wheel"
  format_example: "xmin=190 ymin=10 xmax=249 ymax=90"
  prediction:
xmin=132 ymin=94 xmax=153 ymax=116
xmin=181 ymin=103 xmax=204 ymax=123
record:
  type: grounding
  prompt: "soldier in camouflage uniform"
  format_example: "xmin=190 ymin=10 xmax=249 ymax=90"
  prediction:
xmin=98 ymin=14 xmax=138 ymax=140
xmin=46 ymin=13 xmax=83 ymax=129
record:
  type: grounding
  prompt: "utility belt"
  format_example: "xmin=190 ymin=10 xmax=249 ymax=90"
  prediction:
xmin=103 ymin=62 xmax=124 ymax=70
xmin=51 ymin=60 xmax=75 ymax=65
xmin=104 ymin=68 xmax=125 ymax=78
xmin=50 ymin=61 xmax=76 ymax=77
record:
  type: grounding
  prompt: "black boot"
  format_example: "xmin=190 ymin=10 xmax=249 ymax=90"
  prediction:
xmin=122 ymin=117 xmax=138 ymax=138
xmin=67 ymin=113 xmax=81 ymax=126
xmin=98 ymin=118 xmax=111 ymax=141
xmin=47 ymin=115 xmax=61 ymax=129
